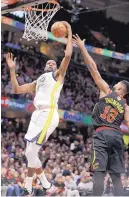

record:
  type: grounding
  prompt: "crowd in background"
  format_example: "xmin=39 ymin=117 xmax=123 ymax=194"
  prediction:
xmin=1 ymin=118 xmax=129 ymax=196
xmin=1 ymin=12 xmax=129 ymax=195
xmin=1 ymin=44 xmax=98 ymax=114
xmin=1 ymin=44 xmax=129 ymax=114
xmin=1 ymin=40 xmax=129 ymax=196
xmin=1 ymin=1 xmax=129 ymax=196
xmin=5 ymin=0 xmax=129 ymax=53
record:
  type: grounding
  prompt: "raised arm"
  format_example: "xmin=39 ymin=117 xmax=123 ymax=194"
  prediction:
xmin=73 ymin=34 xmax=110 ymax=94
xmin=55 ymin=22 xmax=72 ymax=82
xmin=124 ymin=105 xmax=129 ymax=131
xmin=6 ymin=53 xmax=36 ymax=94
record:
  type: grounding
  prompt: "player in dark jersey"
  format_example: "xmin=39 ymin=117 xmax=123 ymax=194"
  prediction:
xmin=73 ymin=34 xmax=129 ymax=196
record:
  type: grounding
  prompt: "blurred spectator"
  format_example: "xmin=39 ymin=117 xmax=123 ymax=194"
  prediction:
xmin=1 ymin=43 xmax=128 ymax=113
xmin=78 ymin=172 xmax=93 ymax=195
xmin=63 ymin=172 xmax=80 ymax=196
xmin=1 ymin=168 xmax=9 ymax=196
xmin=1 ymin=30 xmax=129 ymax=196
xmin=1 ymin=117 xmax=129 ymax=196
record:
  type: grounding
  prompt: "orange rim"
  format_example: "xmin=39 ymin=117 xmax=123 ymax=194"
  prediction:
xmin=1 ymin=0 xmax=20 ymax=5
xmin=23 ymin=0 xmax=60 ymax=12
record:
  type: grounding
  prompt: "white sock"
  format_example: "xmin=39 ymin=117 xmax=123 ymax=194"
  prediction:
xmin=38 ymin=172 xmax=51 ymax=189
xmin=25 ymin=177 xmax=33 ymax=192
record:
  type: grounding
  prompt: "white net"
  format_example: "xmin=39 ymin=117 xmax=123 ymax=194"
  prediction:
xmin=22 ymin=0 xmax=60 ymax=41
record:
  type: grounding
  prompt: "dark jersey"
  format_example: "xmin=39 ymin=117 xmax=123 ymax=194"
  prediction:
xmin=92 ymin=91 xmax=126 ymax=130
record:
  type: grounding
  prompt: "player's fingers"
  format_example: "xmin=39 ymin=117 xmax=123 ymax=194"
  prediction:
xmin=73 ymin=35 xmax=78 ymax=39
xmin=61 ymin=21 xmax=67 ymax=25
xmin=8 ymin=53 xmax=11 ymax=59
xmin=83 ymin=39 xmax=86 ymax=43
xmin=7 ymin=53 xmax=9 ymax=59
xmin=76 ymin=34 xmax=80 ymax=39
xmin=12 ymin=53 xmax=14 ymax=60
xmin=6 ymin=53 xmax=9 ymax=60
xmin=62 ymin=21 xmax=70 ymax=28
xmin=14 ymin=57 xmax=17 ymax=62
xmin=11 ymin=53 xmax=13 ymax=60
xmin=61 ymin=21 xmax=66 ymax=26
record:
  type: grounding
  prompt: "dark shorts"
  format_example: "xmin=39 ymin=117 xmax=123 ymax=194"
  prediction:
xmin=91 ymin=127 xmax=125 ymax=173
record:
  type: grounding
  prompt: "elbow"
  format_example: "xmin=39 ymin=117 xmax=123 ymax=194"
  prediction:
xmin=65 ymin=54 xmax=71 ymax=59
xmin=13 ymin=89 xmax=20 ymax=94
xmin=12 ymin=87 xmax=21 ymax=94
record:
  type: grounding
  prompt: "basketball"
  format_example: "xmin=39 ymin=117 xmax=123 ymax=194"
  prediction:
xmin=51 ymin=22 xmax=68 ymax=38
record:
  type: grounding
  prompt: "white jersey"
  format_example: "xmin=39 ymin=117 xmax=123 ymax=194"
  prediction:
xmin=34 ymin=72 xmax=63 ymax=109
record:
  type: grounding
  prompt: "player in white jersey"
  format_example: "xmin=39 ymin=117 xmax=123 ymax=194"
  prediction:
xmin=6 ymin=21 xmax=72 ymax=196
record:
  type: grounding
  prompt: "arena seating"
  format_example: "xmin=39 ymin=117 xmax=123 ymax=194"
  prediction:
xmin=5 ymin=3 xmax=129 ymax=53
xmin=1 ymin=44 xmax=128 ymax=113
xmin=1 ymin=118 xmax=129 ymax=196
xmin=1 ymin=1 xmax=129 ymax=196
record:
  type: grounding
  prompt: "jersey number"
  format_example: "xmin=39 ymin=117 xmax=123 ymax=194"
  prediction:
xmin=100 ymin=106 xmax=118 ymax=123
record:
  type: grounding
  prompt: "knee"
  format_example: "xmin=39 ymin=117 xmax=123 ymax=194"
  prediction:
xmin=25 ymin=146 xmax=37 ymax=160
xmin=14 ymin=184 xmax=19 ymax=189
xmin=8 ymin=186 xmax=14 ymax=191
xmin=25 ymin=149 xmax=40 ymax=168
xmin=93 ymin=171 xmax=105 ymax=185
xmin=7 ymin=185 xmax=15 ymax=195
xmin=110 ymin=173 xmax=121 ymax=182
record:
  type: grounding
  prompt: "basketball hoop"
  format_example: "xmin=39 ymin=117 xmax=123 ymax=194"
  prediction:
xmin=22 ymin=0 xmax=60 ymax=41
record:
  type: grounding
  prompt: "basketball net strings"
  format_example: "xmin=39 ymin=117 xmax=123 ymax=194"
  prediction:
xmin=23 ymin=2 xmax=59 ymax=40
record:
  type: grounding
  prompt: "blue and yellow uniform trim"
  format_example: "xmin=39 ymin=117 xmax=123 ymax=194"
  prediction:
xmin=37 ymin=81 xmax=61 ymax=145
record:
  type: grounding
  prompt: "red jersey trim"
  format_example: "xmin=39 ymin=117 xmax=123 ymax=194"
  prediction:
xmin=96 ymin=126 xmax=120 ymax=132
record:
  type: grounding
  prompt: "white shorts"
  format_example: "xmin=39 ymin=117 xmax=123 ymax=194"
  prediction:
xmin=25 ymin=109 xmax=59 ymax=145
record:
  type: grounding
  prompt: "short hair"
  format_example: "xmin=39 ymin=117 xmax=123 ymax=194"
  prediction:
xmin=62 ymin=170 xmax=71 ymax=176
xmin=121 ymin=80 xmax=129 ymax=94
xmin=121 ymin=80 xmax=129 ymax=105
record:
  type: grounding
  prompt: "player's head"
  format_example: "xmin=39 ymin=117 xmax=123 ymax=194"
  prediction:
xmin=44 ymin=60 xmax=57 ymax=73
xmin=112 ymin=80 xmax=129 ymax=97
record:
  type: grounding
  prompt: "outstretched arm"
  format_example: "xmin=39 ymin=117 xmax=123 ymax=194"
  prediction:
xmin=55 ymin=22 xmax=72 ymax=82
xmin=124 ymin=105 xmax=129 ymax=131
xmin=6 ymin=53 xmax=36 ymax=94
xmin=73 ymin=34 xmax=110 ymax=94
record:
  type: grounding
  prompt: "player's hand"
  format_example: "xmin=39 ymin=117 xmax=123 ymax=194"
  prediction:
xmin=62 ymin=21 xmax=72 ymax=33
xmin=6 ymin=53 xmax=16 ymax=69
xmin=73 ymin=34 xmax=85 ymax=48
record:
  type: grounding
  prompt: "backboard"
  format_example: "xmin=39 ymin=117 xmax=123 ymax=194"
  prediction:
xmin=1 ymin=0 xmax=48 ymax=14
